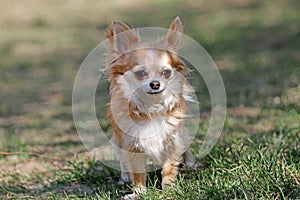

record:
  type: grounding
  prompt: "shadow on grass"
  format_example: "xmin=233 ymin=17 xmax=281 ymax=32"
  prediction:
xmin=0 ymin=160 xmax=161 ymax=199
xmin=2 ymin=126 xmax=298 ymax=199
xmin=1 ymin=0 xmax=299 ymax=117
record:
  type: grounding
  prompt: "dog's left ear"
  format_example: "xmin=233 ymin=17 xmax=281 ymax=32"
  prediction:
xmin=166 ymin=16 xmax=184 ymax=51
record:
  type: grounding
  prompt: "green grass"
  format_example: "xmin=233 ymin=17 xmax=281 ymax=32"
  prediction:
xmin=0 ymin=0 xmax=299 ymax=199
xmin=1 ymin=124 xmax=299 ymax=199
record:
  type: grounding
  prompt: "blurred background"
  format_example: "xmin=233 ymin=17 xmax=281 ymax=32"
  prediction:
xmin=0 ymin=0 xmax=299 ymax=197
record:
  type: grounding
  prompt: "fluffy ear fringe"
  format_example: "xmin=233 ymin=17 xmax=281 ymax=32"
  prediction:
xmin=106 ymin=20 xmax=140 ymax=54
xmin=166 ymin=16 xmax=184 ymax=51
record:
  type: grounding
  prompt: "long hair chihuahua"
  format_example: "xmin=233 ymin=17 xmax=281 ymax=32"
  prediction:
xmin=105 ymin=17 xmax=196 ymax=195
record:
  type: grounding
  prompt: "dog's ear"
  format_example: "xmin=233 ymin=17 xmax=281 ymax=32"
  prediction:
xmin=166 ymin=16 xmax=184 ymax=51
xmin=106 ymin=20 xmax=139 ymax=54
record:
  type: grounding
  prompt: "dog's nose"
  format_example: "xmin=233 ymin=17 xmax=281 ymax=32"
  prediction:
xmin=150 ymin=81 xmax=160 ymax=90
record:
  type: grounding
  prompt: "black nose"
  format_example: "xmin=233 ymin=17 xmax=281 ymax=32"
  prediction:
xmin=150 ymin=81 xmax=160 ymax=90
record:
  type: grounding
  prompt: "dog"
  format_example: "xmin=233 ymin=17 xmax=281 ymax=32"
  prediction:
xmin=105 ymin=17 xmax=197 ymax=196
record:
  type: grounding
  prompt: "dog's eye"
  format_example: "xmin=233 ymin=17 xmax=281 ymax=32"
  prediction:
xmin=134 ymin=70 xmax=147 ymax=78
xmin=161 ymin=69 xmax=171 ymax=78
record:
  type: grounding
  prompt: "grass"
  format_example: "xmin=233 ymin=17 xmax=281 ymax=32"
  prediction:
xmin=0 ymin=0 xmax=299 ymax=199
xmin=1 ymin=124 xmax=299 ymax=199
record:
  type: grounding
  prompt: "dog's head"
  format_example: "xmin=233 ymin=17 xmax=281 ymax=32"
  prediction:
xmin=106 ymin=17 xmax=187 ymax=114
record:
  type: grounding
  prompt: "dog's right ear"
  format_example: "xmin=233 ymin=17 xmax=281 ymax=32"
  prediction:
xmin=166 ymin=16 xmax=184 ymax=51
xmin=106 ymin=20 xmax=139 ymax=54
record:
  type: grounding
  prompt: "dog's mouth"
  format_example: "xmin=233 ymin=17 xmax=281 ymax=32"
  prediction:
xmin=146 ymin=89 xmax=165 ymax=95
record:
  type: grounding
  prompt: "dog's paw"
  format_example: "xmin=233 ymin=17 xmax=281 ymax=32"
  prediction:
xmin=121 ymin=193 xmax=139 ymax=200
xmin=120 ymin=186 xmax=146 ymax=200
xmin=133 ymin=186 xmax=147 ymax=195
xmin=185 ymin=161 xmax=199 ymax=169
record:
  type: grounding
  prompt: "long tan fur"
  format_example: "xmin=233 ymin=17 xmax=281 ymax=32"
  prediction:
xmin=105 ymin=17 xmax=196 ymax=195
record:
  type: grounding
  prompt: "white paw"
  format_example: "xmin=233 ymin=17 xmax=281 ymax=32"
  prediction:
xmin=186 ymin=161 xmax=199 ymax=169
xmin=133 ymin=186 xmax=147 ymax=195
xmin=121 ymin=193 xmax=139 ymax=200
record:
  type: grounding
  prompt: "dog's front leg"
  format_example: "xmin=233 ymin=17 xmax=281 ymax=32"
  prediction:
xmin=122 ymin=151 xmax=147 ymax=194
xmin=121 ymin=151 xmax=146 ymax=200
xmin=161 ymin=158 xmax=181 ymax=190
xmin=120 ymin=158 xmax=130 ymax=183
xmin=183 ymin=149 xmax=198 ymax=168
xmin=131 ymin=172 xmax=146 ymax=194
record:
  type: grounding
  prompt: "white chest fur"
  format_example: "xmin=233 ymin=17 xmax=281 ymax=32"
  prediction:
xmin=132 ymin=117 xmax=175 ymax=160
